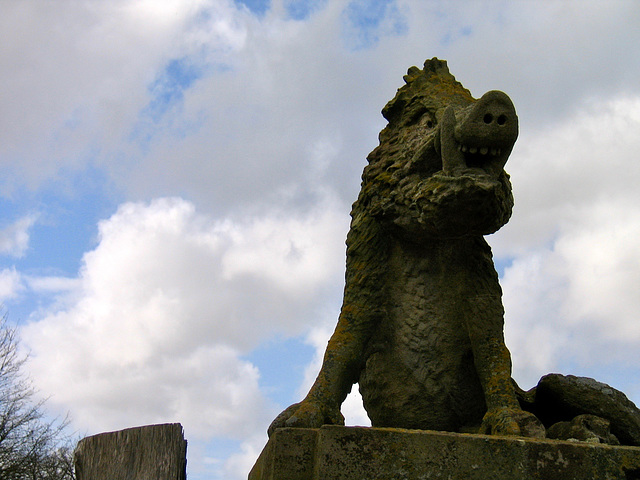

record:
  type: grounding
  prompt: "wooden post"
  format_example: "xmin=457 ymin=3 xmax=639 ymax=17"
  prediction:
xmin=74 ymin=423 xmax=187 ymax=480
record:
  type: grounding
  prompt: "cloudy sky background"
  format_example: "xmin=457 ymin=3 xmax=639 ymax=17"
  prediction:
xmin=1 ymin=0 xmax=640 ymax=478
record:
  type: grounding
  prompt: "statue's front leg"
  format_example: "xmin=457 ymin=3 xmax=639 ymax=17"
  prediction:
xmin=267 ymin=309 xmax=370 ymax=437
xmin=266 ymin=348 xmax=349 ymax=437
xmin=466 ymin=295 xmax=545 ymax=438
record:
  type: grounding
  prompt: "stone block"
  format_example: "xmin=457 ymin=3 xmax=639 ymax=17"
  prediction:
xmin=249 ymin=426 xmax=640 ymax=480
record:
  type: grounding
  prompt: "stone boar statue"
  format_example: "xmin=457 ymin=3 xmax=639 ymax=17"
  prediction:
xmin=268 ymin=58 xmax=640 ymax=445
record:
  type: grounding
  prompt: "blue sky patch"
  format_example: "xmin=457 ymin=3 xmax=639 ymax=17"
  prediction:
xmin=285 ymin=0 xmax=327 ymax=21
xmin=146 ymin=57 xmax=203 ymax=122
xmin=1 ymin=167 xmax=117 ymax=276
xmin=194 ymin=437 xmax=243 ymax=480
xmin=342 ymin=0 xmax=408 ymax=50
xmin=246 ymin=335 xmax=315 ymax=407
xmin=235 ymin=0 xmax=270 ymax=16
xmin=440 ymin=25 xmax=473 ymax=46
xmin=131 ymin=56 xmax=215 ymax=150
xmin=494 ymin=257 xmax=513 ymax=280
xmin=0 ymin=166 xmax=119 ymax=325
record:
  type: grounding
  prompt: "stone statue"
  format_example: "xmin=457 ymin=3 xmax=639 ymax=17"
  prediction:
xmin=268 ymin=58 xmax=640 ymax=445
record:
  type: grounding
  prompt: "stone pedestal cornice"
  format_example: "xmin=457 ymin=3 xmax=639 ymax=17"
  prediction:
xmin=249 ymin=425 xmax=640 ymax=480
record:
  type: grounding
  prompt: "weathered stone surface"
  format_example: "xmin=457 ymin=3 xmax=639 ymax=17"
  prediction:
xmin=534 ymin=374 xmax=640 ymax=446
xmin=262 ymin=59 xmax=640 ymax=480
xmin=547 ymin=414 xmax=620 ymax=445
xmin=250 ymin=426 xmax=640 ymax=480
xmin=269 ymin=57 xmax=542 ymax=439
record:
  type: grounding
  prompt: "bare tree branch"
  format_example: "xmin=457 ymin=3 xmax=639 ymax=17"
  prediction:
xmin=0 ymin=311 xmax=75 ymax=479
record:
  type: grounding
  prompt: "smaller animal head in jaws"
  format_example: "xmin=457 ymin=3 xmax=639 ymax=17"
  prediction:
xmin=438 ymin=90 xmax=518 ymax=179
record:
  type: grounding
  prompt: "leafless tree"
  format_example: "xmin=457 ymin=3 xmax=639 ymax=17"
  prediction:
xmin=0 ymin=313 xmax=75 ymax=479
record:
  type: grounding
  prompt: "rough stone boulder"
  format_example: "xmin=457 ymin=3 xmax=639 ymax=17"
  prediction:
xmin=546 ymin=414 xmax=620 ymax=444
xmin=517 ymin=374 xmax=640 ymax=446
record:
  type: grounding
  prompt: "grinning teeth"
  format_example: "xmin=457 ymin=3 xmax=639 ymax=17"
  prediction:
xmin=459 ymin=144 xmax=502 ymax=157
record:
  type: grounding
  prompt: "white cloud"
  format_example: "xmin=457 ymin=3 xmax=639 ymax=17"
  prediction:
xmin=502 ymin=249 xmax=572 ymax=388
xmin=222 ymin=434 xmax=268 ymax=480
xmin=407 ymin=1 xmax=640 ymax=123
xmin=107 ymin=0 xmax=639 ymax=218
xmin=0 ymin=215 xmax=33 ymax=302
xmin=493 ymin=95 xmax=640 ymax=255
xmin=5 ymin=0 xmax=638 ymax=215
xmin=0 ymin=268 xmax=24 ymax=302
xmin=0 ymin=215 xmax=36 ymax=258
xmin=494 ymin=95 xmax=640 ymax=391
xmin=116 ymin=3 xmax=382 ymax=213
xmin=0 ymin=0 xmax=243 ymax=192
xmin=503 ymin=206 xmax=640 ymax=391
xmin=557 ymin=205 xmax=640 ymax=342
xmin=26 ymin=276 xmax=79 ymax=294
xmin=20 ymin=194 xmax=347 ymax=441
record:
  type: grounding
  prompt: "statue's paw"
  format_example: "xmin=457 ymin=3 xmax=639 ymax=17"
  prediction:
xmin=267 ymin=400 xmax=344 ymax=437
xmin=480 ymin=408 xmax=545 ymax=438
xmin=267 ymin=402 xmax=301 ymax=437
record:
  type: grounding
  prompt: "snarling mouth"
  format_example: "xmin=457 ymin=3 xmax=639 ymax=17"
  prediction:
xmin=457 ymin=143 xmax=503 ymax=169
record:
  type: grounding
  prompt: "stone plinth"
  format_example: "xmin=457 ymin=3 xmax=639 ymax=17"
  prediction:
xmin=249 ymin=426 xmax=640 ymax=480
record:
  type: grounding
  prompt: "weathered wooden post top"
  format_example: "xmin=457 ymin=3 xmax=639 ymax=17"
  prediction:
xmin=74 ymin=423 xmax=187 ymax=480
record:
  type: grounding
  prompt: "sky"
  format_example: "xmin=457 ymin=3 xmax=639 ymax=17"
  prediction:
xmin=1 ymin=0 xmax=640 ymax=478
